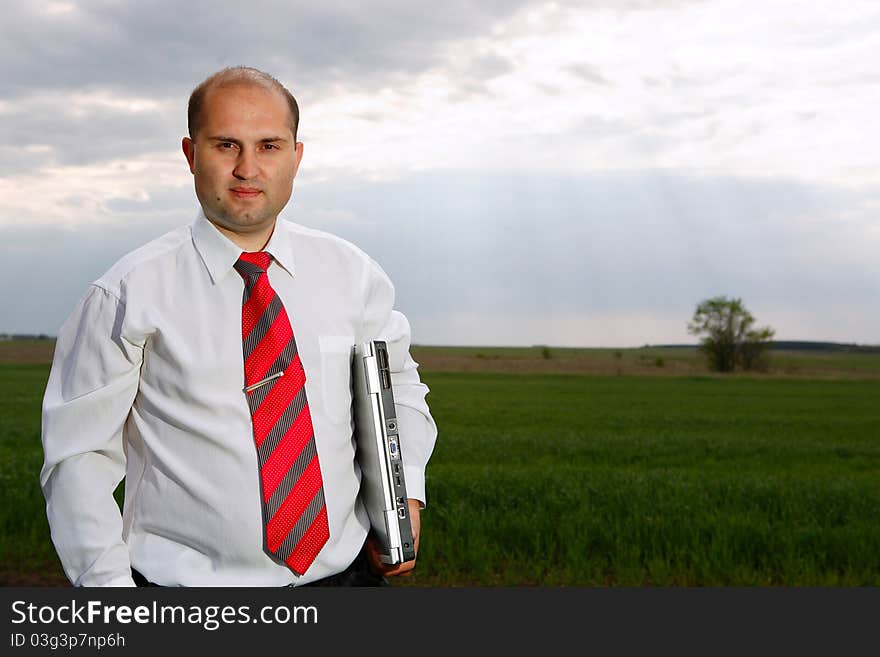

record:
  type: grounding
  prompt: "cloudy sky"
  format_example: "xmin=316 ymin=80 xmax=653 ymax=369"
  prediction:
xmin=1 ymin=0 xmax=878 ymax=347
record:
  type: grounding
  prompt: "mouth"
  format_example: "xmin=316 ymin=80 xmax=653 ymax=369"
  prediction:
xmin=230 ymin=187 xmax=262 ymax=199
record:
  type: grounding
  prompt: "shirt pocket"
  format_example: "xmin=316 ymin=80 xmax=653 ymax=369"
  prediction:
xmin=317 ymin=335 xmax=355 ymax=424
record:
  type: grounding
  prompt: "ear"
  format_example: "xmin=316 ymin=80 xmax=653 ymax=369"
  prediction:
xmin=292 ymin=141 xmax=304 ymax=178
xmin=182 ymin=137 xmax=196 ymax=174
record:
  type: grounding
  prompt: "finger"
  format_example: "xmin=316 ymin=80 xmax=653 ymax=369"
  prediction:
xmin=363 ymin=536 xmax=387 ymax=573
xmin=381 ymin=558 xmax=417 ymax=577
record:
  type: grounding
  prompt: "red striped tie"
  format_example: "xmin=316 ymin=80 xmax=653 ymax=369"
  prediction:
xmin=234 ymin=251 xmax=329 ymax=576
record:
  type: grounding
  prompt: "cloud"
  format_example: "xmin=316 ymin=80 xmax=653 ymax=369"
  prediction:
xmin=297 ymin=170 xmax=879 ymax=344
xmin=0 ymin=0 xmax=534 ymax=99
xmin=566 ymin=63 xmax=609 ymax=85
xmin=5 ymin=0 xmax=880 ymax=186
xmin=1 ymin=0 xmax=879 ymax=347
xmin=411 ymin=310 xmax=692 ymax=347
xmin=0 ymin=1 xmax=540 ymax=183
xmin=3 ymin=160 xmax=878 ymax=346
xmin=0 ymin=91 xmax=180 ymax=174
xmin=0 ymin=151 xmax=189 ymax=228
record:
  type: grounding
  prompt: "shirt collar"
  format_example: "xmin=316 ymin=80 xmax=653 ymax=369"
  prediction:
xmin=191 ymin=210 xmax=296 ymax=284
xmin=262 ymin=218 xmax=295 ymax=278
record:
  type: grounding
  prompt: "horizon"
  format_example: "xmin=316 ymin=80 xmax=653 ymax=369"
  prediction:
xmin=2 ymin=333 xmax=878 ymax=351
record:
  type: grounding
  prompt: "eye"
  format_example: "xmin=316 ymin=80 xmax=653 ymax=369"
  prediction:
xmin=263 ymin=143 xmax=280 ymax=151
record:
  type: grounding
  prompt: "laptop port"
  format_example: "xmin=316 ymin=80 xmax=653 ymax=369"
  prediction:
xmin=379 ymin=368 xmax=391 ymax=389
xmin=377 ymin=346 xmax=388 ymax=370
xmin=397 ymin=507 xmax=406 ymax=519
xmin=393 ymin=463 xmax=400 ymax=474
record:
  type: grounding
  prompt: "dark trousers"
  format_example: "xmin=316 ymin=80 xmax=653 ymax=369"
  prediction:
xmin=300 ymin=549 xmax=389 ymax=587
xmin=131 ymin=544 xmax=389 ymax=587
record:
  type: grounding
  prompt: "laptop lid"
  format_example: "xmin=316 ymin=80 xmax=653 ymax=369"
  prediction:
xmin=352 ymin=340 xmax=416 ymax=565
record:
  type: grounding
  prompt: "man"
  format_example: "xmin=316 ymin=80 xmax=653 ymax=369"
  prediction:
xmin=40 ymin=67 xmax=437 ymax=587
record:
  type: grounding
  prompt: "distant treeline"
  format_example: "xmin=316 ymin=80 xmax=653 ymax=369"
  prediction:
xmin=770 ymin=341 xmax=880 ymax=353
xmin=651 ymin=341 xmax=880 ymax=354
xmin=4 ymin=334 xmax=879 ymax=353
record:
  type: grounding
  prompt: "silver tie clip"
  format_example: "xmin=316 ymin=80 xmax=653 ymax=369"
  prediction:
xmin=244 ymin=371 xmax=284 ymax=393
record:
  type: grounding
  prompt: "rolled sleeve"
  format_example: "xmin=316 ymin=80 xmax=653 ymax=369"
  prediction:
xmin=41 ymin=284 xmax=142 ymax=587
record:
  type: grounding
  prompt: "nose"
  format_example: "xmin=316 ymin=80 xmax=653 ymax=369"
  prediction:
xmin=233 ymin=149 xmax=259 ymax=181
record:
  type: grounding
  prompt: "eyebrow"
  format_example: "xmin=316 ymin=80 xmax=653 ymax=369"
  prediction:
xmin=207 ymin=135 xmax=289 ymax=144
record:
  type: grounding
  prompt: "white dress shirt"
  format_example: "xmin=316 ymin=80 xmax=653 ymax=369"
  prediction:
xmin=40 ymin=211 xmax=437 ymax=587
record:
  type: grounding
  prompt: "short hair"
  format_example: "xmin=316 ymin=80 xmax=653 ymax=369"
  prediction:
xmin=187 ymin=66 xmax=300 ymax=140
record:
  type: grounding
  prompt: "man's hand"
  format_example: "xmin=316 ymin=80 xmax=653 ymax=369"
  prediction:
xmin=364 ymin=498 xmax=421 ymax=577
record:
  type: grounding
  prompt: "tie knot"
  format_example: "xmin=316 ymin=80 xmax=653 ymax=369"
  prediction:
xmin=235 ymin=251 xmax=272 ymax=278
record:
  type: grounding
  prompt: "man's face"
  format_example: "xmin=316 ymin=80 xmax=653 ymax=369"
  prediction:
xmin=182 ymin=84 xmax=302 ymax=238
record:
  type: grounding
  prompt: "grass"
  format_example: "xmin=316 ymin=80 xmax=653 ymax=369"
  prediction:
xmin=409 ymin=345 xmax=880 ymax=379
xmin=401 ymin=372 xmax=880 ymax=586
xmin=1 ymin=345 xmax=879 ymax=586
xmin=0 ymin=363 xmax=63 ymax=583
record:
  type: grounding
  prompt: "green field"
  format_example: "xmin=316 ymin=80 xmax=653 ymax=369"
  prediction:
xmin=0 ymin=363 xmax=60 ymax=584
xmin=404 ymin=372 xmax=880 ymax=586
xmin=1 ymin=345 xmax=879 ymax=586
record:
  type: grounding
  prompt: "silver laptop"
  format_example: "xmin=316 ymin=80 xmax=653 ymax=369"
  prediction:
xmin=352 ymin=340 xmax=416 ymax=565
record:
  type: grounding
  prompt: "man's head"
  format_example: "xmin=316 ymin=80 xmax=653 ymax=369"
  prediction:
xmin=187 ymin=67 xmax=300 ymax=141
xmin=182 ymin=67 xmax=304 ymax=247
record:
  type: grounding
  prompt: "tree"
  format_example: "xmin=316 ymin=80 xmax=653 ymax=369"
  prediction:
xmin=687 ymin=296 xmax=775 ymax=372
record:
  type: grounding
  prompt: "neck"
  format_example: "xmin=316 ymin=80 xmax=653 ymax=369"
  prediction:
xmin=208 ymin=218 xmax=276 ymax=253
